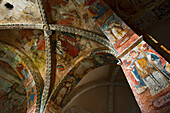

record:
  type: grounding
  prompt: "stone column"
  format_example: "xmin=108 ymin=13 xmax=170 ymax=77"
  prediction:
xmin=75 ymin=0 xmax=170 ymax=112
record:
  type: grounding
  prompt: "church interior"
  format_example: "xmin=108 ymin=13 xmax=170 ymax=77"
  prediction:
xmin=0 ymin=0 xmax=169 ymax=113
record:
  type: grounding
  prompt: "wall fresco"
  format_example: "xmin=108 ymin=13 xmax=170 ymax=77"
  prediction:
xmin=0 ymin=30 xmax=47 ymax=81
xmin=98 ymin=11 xmax=141 ymax=54
xmin=45 ymin=51 xmax=117 ymax=113
xmin=100 ymin=13 xmax=131 ymax=42
xmin=75 ymin=1 xmax=170 ymax=113
xmin=20 ymin=30 xmax=46 ymax=81
xmin=0 ymin=60 xmax=27 ymax=113
xmin=0 ymin=0 xmax=42 ymax=24
xmin=44 ymin=0 xmax=103 ymax=34
xmin=76 ymin=0 xmax=110 ymax=22
xmin=0 ymin=44 xmax=39 ymax=112
xmin=121 ymin=40 xmax=170 ymax=112
xmin=0 ymin=0 xmax=169 ymax=113
xmin=54 ymin=31 xmax=105 ymax=85
xmin=103 ymin=0 xmax=170 ymax=31
xmin=75 ymin=0 xmax=141 ymax=55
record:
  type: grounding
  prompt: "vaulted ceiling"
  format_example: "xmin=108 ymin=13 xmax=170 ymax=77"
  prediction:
xmin=0 ymin=0 xmax=169 ymax=113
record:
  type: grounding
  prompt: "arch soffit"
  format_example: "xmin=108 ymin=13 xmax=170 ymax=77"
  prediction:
xmin=62 ymin=80 xmax=129 ymax=112
xmin=44 ymin=49 xmax=118 ymax=112
xmin=0 ymin=42 xmax=44 ymax=112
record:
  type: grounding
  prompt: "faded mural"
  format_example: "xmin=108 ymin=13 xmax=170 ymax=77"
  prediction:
xmin=45 ymin=51 xmax=117 ymax=113
xmin=121 ymin=41 xmax=170 ymax=112
xmin=44 ymin=0 xmax=103 ymax=34
xmin=0 ymin=45 xmax=37 ymax=112
xmin=0 ymin=0 xmax=169 ymax=113
xmin=0 ymin=30 xmax=46 ymax=81
xmin=54 ymin=31 xmax=105 ymax=85
xmin=103 ymin=0 xmax=169 ymax=31
xmin=75 ymin=0 xmax=141 ymax=55
xmin=75 ymin=0 xmax=170 ymax=113
xmin=100 ymin=13 xmax=130 ymax=42
xmin=0 ymin=60 xmax=27 ymax=113
xmin=20 ymin=30 xmax=46 ymax=80
xmin=0 ymin=0 xmax=41 ymax=23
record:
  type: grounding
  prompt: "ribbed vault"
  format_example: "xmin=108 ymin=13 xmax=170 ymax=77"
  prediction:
xmin=0 ymin=0 xmax=169 ymax=113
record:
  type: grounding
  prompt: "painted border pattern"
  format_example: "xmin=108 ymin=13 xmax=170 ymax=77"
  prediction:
xmin=0 ymin=42 xmax=43 ymax=113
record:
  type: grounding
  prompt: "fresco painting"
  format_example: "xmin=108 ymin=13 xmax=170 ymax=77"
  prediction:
xmin=54 ymin=75 xmax=77 ymax=106
xmin=113 ymin=31 xmax=140 ymax=54
xmin=46 ymin=1 xmax=170 ymax=112
xmin=100 ymin=13 xmax=131 ymax=43
xmin=55 ymin=31 xmax=104 ymax=83
xmin=0 ymin=60 xmax=27 ymax=113
xmin=0 ymin=30 xmax=46 ymax=81
xmin=98 ymin=11 xmax=142 ymax=54
xmin=44 ymin=0 xmax=102 ymax=34
xmin=103 ymin=0 xmax=170 ymax=34
xmin=20 ymin=30 xmax=47 ymax=81
xmin=0 ymin=0 xmax=169 ymax=113
xmin=76 ymin=0 xmax=110 ymax=21
xmin=0 ymin=0 xmax=41 ymax=23
xmin=45 ymin=51 xmax=117 ymax=112
xmin=75 ymin=0 xmax=142 ymax=55
xmin=0 ymin=43 xmax=42 ymax=112
xmin=121 ymin=40 xmax=170 ymax=112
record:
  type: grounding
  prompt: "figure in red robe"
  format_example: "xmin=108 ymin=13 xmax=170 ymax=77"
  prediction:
xmin=16 ymin=64 xmax=28 ymax=80
xmin=58 ymin=34 xmax=80 ymax=58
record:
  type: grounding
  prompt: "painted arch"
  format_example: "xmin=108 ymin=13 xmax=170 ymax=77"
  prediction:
xmin=44 ymin=48 xmax=118 ymax=113
xmin=0 ymin=42 xmax=43 ymax=113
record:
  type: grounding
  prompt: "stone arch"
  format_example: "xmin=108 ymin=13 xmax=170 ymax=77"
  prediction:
xmin=64 ymin=106 xmax=91 ymax=113
xmin=0 ymin=42 xmax=43 ymax=113
xmin=62 ymin=81 xmax=129 ymax=113
xmin=44 ymin=48 xmax=118 ymax=113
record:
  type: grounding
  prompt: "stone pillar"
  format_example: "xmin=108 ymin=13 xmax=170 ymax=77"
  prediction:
xmin=75 ymin=0 xmax=170 ymax=112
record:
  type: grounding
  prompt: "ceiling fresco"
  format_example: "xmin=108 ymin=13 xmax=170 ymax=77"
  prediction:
xmin=121 ymin=41 xmax=170 ymax=112
xmin=103 ymin=0 xmax=170 ymax=58
xmin=43 ymin=0 xmax=103 ymax=34
xmin=0 ymin=30 xmax=46 ymax=81
xmin=0 ymin=43 xmax=43 ymax=112
xmin=45 ymin=51 xmax=117 ymax=113
xmin=0 ymin=0 xmax=42 ymax=24
xmin=0 ymin=0 xmax=169 ymax=113
xmin=54 ymin=31 xmax=106 ymax=84
xmin=0 ymin=60 xmax=27 ymax=113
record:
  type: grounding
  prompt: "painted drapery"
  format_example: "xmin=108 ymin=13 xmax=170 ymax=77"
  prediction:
xmin=75 ymin=0 xmax=170 ymax=112
xmin=0 ymin=0 xmax=169 ymax=113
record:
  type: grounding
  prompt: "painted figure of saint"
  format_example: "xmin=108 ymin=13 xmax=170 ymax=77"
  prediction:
xmin=141 ymin=43 xmax=170 ymax=82
xmin=49 ymin=0 xmax=80 ymax=26
xmin=128 ymin=50 xmax=168 ymax=95
xmin=123 ymin=59 xmax=147 ymax=94
xmin=58 ymin=34 xmax=80 ymax=58
xmin=16 ymin=64 xmax=28 ymax=80
xmin=55 ymin=78 xmax=74 ymax=105
xmin=104 ymin=21 xmax=118 ymax=42
xmin=104 ymin=17 xmax=129 ymax=42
